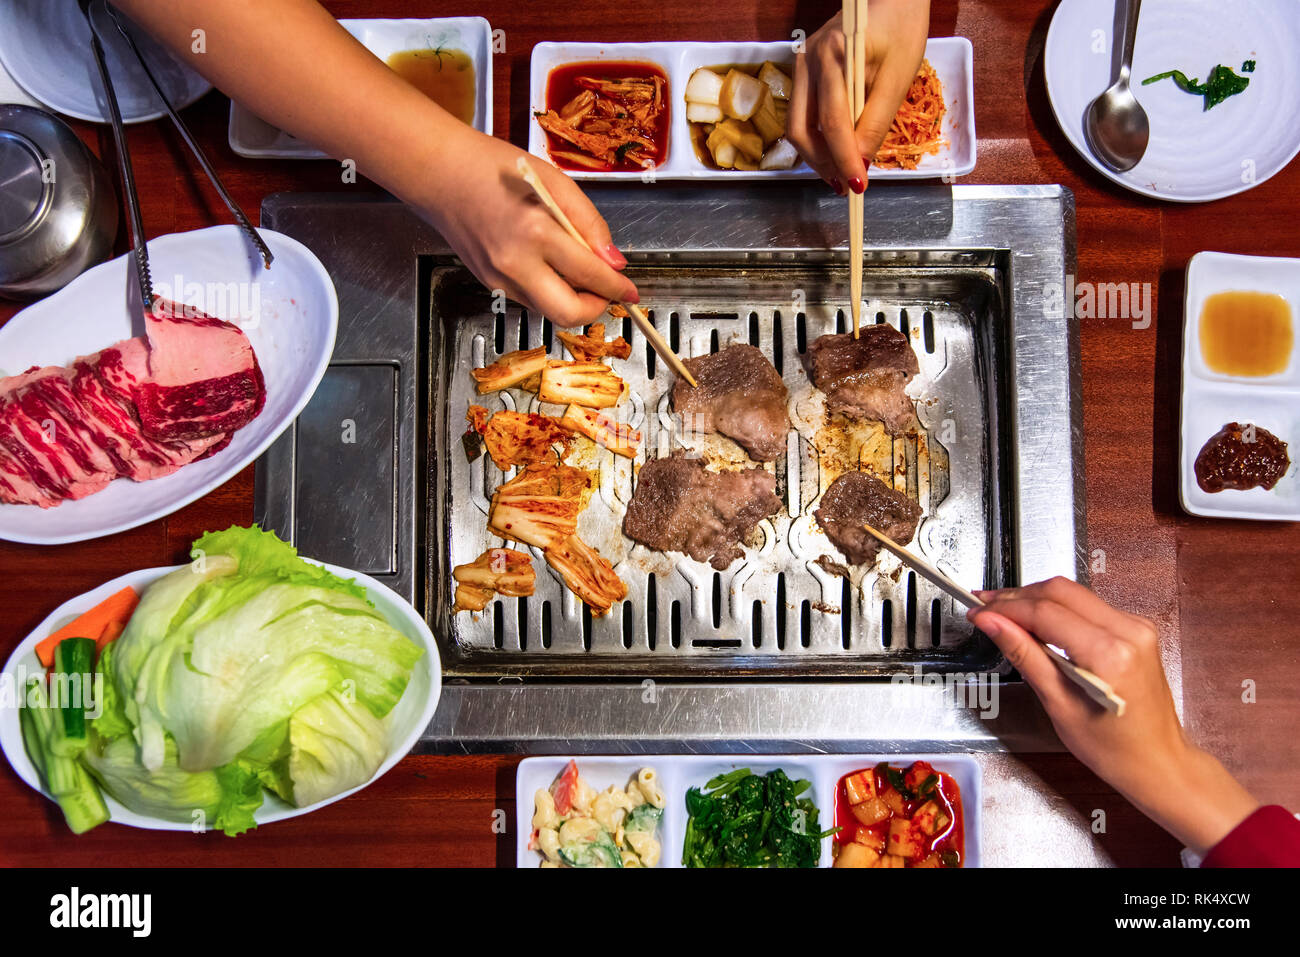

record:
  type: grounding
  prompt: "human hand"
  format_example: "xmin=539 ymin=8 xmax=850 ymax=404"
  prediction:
xmin=788 ymin=0 xmax=930 ymax=193
xmin=113 ymin=0 xmax=636 ymax=328
xmin=969 ymin=577 xmax=1258 ymax=854
xmin=421 ymin=130 xmax=639 ymax=326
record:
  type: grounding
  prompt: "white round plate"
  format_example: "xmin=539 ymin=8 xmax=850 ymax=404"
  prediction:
xmin=0 ymin=0 xmax=212 ymax=124
xmin=0 ymin=225 xmax=338 ymax=544
xmin=0 ymin=561 xmax=441 ymax=832
xmin=1045 ymin=0 xmax=1300 ymax=202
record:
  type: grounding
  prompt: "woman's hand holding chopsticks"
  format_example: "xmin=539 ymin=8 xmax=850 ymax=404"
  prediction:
xmin=970 ymin=577 xmax=1260 ymax=856
xmin=788 ymin=0 xmax=931 ymax=193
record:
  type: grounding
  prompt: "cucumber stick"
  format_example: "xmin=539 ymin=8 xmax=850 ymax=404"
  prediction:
xmin=50 ymin=637 xmax=95 ymax=757
xmin=20 ymin=677 xmax=109 ymax=835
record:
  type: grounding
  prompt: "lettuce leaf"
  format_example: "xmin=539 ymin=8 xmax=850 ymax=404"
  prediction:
xmin=89 ymin=642 xmax=131 ymax=742
xmin=112 ymin=525 xmax=422 ymax=791
xmin=213 ymin=762 xmax=264 ymax=837
xmin=82 ymin=732 xmax=264 ymax=836
xmin=288 ymin=688 xmax=390 ymax=808
xmin=231 ymin=718 xmax=292 ymax=803
xmin=111 ymin=554 xmax=239 ymax=769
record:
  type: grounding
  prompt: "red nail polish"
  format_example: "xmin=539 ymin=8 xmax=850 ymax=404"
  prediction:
xmin=849 ymin=177 xmax=865 ymax=194
xmin=626 ymin=287 xmax=640 ymax=304
xmin=604 ymin=243 xmax=628 ymax=268
xmin=829 ymin=179 xmax=844 ymax=195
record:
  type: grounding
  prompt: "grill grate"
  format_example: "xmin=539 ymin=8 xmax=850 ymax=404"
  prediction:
xmin=429 ymin=262 xmax=1012 ymax=677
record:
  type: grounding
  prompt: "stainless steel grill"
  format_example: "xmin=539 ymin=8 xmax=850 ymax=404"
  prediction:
xmin=260 ymin=185 xmax=1097 ymax=752
xmin=428 ymin=261 xmax=1012 ymax=677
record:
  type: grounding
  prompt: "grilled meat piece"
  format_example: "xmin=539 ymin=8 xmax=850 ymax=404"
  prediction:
xmin=673 ymin=344 xmax=790 ymax=462
xmin=815 ymin=471 xmax=922 ymax=565
xmin=623 ymin=452 xmax=782 ymax=570
xmin=806 ymin=327 xmax=919 ymax=433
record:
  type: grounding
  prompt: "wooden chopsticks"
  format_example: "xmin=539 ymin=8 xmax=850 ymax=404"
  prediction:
xmin=843 ymin=0 xmax=867 ymax=338
xmin=858 ymin=522 xmax=1129 ymax=716
xmin=516 ymin=157 xmax=698 ymax=387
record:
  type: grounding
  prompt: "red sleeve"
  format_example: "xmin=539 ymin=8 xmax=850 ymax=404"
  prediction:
xmin=1201 ymin=805 xmax=1300 ymax=868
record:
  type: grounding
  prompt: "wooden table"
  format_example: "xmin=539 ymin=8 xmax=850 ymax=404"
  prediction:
xmin=1 ymin=0 xmax=1295 ymax=867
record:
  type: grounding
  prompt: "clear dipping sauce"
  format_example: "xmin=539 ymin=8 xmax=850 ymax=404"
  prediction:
xmin=1199 ymin=290 xmax=1293 ymax=377
xmin=386 ymin=48 xmax=476 ymax=125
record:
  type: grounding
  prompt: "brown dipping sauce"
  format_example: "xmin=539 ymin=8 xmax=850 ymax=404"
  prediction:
xmin=1194 ymin=422 xmax=1290 ymax=493
xmin=386 ymin=48 xmax=476 ymax=125
xmin=1199 ymin=291 xmax=1293 ymax=377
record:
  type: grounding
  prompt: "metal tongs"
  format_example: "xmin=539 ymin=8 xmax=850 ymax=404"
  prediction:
xmin=78 ymin=0 xmax=272 ymax=312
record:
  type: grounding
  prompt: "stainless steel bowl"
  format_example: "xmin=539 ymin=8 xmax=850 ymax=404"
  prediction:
xmin=0 ymin=104 xmax=118 ymax=300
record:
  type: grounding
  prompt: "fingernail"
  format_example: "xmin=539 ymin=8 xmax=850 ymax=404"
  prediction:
xmin=849 ymin=176 xmax=865 ymax=194
xmin=603 ymin=243 xmax=627 ymax=268
xmin=828 ymin=179 xmax=844 ymax=195
xmin=625 ymin=286 xmax=640 ymax=304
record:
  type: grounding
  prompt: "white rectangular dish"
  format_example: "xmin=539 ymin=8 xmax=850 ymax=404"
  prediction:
xmin=1180 ymin=251 xmax=1299 ymax=520
xmin=528 ymin=37 xmax=975 ymax=181
xmin=228 ymin=16 xmax=494 ymax=159
xmin=515 ymin=753 xmax=981 ymax=868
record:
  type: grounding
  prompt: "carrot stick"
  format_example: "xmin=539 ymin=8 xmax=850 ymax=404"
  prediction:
xmin=96 ymin=619 xmax=127 ymax=655
xmin=35 ymin=586 xmax=139 ymax=668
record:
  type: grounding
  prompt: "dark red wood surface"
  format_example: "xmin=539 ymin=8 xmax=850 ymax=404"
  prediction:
xmin=1 ymin=1 xmax=1296 ymax=867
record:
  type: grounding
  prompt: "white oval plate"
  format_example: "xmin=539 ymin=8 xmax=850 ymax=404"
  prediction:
xmin=1045 ymin=0 xmax=1300 ymax=202
xmin=0 ymin=0 xmax=212 ymax=124
xmin=228 ymin=16 xmax=495 ymax=159
xmin=0 ymin=560 xmax=441 ymax=833
xmin=528 ymin=38 xmax=975 ymax=181
xmin=0 ymin=225 xmax=338 ymax=544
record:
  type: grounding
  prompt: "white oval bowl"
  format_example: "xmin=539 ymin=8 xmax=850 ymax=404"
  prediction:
xmin=0 ymin=225 xmax=338 ymax=544
xmin=0 ymin=560 xmax=441 ymax=832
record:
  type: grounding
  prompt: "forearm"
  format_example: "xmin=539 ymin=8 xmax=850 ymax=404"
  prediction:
xmin=113 ymin=0 xmax=472 ymax=214
xmin=1113 ymin=741 xmax=1260 ymax=856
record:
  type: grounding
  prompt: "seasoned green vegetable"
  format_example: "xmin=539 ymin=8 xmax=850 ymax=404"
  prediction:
xmin=879 ymin=762 xmax=909 ymax=797
xmin=682 ymin=767 xmax=834 ymax=868
xmin=1142 ymin=63 xmax=1252 ymax=110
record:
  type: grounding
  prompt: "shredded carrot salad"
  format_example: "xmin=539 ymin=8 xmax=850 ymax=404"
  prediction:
xmin=873 ymin=58 xmax=947 ymax=170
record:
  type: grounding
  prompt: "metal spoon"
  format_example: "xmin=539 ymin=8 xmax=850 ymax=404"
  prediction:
xmin=1084 ymin=0 xmax=1150 ymax=173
